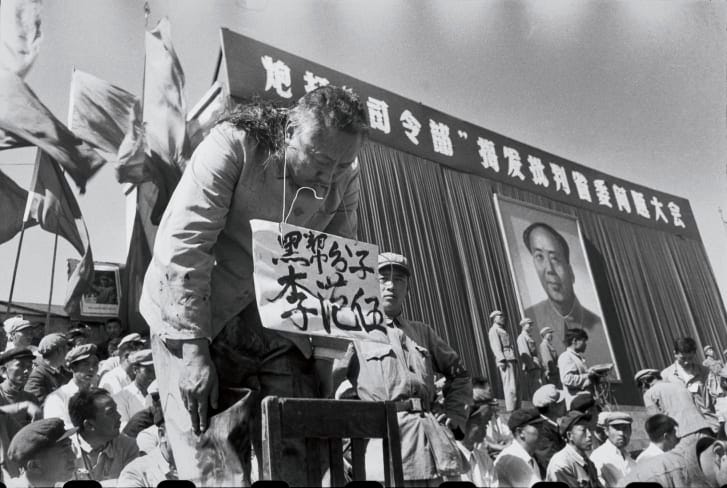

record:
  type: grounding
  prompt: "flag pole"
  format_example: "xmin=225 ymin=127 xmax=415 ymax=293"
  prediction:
xmin=5 ymin=220 xmax=27 ymax=316
xmin=45 ymin=229 xmax=60 ymax=327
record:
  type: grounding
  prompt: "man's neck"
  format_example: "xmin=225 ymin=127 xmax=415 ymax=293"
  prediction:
xmin=570 ymin=442 xmax=588 ymax=457
xmin=552 ymin=296 xmax=576 ymax=316
xmin=517 ymin=439 xmax=533 ymax=457
xmin=136 ymin=381 xmax=148 ymax=396
xmin=81 ymin=431 xmax=111 ymax=452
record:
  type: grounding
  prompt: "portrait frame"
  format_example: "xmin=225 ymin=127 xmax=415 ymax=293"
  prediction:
xmin=493 ymin=194 xmax=621 ymax=381
xmin=78 ymin=261 xmax=121 ymax=318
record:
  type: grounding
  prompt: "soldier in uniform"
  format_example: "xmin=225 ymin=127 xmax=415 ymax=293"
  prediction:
xmin=487 ymin=310 xmax=518 ymax=411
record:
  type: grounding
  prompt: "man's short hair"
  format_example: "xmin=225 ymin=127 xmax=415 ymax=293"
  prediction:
xmin=472 ymin=376 xmax=490 ymax=390
xmin=289 ymin=85 xmax=369 ymax=136
xmin=673 ymin=337 xmax=697 ymax=354
xmin=522 ymin=222 xmax=571 ymax=262
xmin=565 ymin=328 xmax=589 ymax=346
xmin=644 ymin=414 xmax=678 ymax=443
xmin=68 ymin=388 xmax=110 ymax=430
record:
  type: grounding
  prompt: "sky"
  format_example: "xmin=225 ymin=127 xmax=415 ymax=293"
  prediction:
xmin=1 ymin=0 xmax=726 ymax=311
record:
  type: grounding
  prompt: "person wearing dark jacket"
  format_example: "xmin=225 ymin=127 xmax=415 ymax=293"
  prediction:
xmin=532 ymin=384 xmax=566 ymax=476
xmin=24 ymin=333 xmax=70 ymax=406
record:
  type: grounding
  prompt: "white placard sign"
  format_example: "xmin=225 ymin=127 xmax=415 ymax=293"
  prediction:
xmin=251 ymin=219 xmax=388 ymax=342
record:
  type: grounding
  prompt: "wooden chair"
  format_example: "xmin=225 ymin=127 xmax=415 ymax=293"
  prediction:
xmin=261 ymin=396 xmax=405 ymax=486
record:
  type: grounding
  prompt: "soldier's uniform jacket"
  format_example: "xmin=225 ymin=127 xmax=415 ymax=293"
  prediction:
xmin=488 ymin=325 xmax=516 ymax=362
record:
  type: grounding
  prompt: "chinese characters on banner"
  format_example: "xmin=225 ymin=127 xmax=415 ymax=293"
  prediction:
xmin=251 ymin=219 xmax=388 ymax=342
xmin=218 ymin=29 xmax=698 ymax=239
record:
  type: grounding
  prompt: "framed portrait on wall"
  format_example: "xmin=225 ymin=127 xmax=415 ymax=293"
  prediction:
xmin=493 ymin=195 xmax=620 ymax=381
xmin=74 ymin=261 xmax=121 ymax=318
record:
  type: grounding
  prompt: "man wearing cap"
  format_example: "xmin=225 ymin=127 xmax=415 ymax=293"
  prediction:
xmin=24 ymin=333 xmax=71 ymax=406
xmin=538 ymin=326 xmax=560 ymax=387
xmin=494 ymin=408 xmax=543 ymax=486
xmin=546 ymin=410 xmax=603 ymax=487
xmin=44 ymin=344 xmax=99 ymax=429
xmin=517 ymin=318 xmax=542 ymax=399
xmin=636 ymin=414 xmax=679 ymax=464
xmin=98 ymin=333 xmax=145 ymax=396
xmin=703 ymin=345 xmax=724 ymax=404
xmin=532 ymin=384 xmax=566 ymax=474
xmin=333 ymin=251 xmax=472 ymax=484
xmin=2 ymin=317 xmax=38 ymax=354
xmin=5 ymin=418 xmax=76 ymax=487
xmin=589 ymin=412 xmax=636 ymax=487
xmin=113 ymin=350 xmax=156 ymax=428
xmin=487 ymin=310 xmax=518 ymax=411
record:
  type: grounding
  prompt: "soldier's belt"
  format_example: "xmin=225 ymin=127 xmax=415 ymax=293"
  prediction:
xmin=395 ymin=398 xmax=427 ymax=413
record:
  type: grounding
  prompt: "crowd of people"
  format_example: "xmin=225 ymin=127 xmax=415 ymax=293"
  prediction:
xmin=0 ymin=85 xmax=725 ymax=487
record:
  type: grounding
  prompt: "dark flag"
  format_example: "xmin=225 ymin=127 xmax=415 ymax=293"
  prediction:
xmin=0 ymin=169 xmax=35 ymax=244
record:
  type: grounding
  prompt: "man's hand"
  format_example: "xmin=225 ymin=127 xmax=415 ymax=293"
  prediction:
xmin=499 ymin=361 xmax=507 ymax=372
xmin=24 ymin=401 xmax=41 ymax=421
xmin=180 ymin=339 xmax=219 ymax=434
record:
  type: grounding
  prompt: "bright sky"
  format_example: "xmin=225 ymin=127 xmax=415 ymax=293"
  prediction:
xmin=1 ymin=0 xmax=726 ymax=311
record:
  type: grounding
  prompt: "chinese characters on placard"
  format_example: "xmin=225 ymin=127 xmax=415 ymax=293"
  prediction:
xmin=251 ymin=220 xmax=387 ymax=342
xmin=259 ymin=54 xmax=690 ymax=231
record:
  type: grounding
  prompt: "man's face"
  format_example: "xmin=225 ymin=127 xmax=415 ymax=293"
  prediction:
xmin=519 ymin=424 xmax=540 ymax=453
xmin=379 ymin=267 xmax=409 ymax=317
xmin=134 ymin=364 xmax=156 ymax=390
xmin=89 ymin=395 xmax=121 ymax=441
xmin=528 ymin=227 xmax=575 ymax=306
xmin=284 ymin=118 xmax=363 ymax=195
xmin=568 ymin=423 xmax=592 ymax=451
xmin=5 ymin=357 xmax=32 ymax=387
xmin=606 ymin=423 xmax=631 ymax=449
xmin=544 ymin=332 xmax=553 ymax=343
xmin=494 ymin=314 xmax=505 ymax=326
xmin=674 ymin=349 xmax=696 ymax=368
xmin=522 ymin=322 xmax=532 ymax=333
xmin=71 ymin=356 xmax=99 ymax=389
xmin=12 ymin=328 xmax=34 ymax=348
xmin=573 ymin=338 xmax=588 ymax=354
xmin=105 ymin=321 xmax=122 ymax=339
xmin=30 ymin=438 xmax=76 ymax=485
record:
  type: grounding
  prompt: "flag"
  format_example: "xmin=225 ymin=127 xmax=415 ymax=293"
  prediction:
xmin=120 ymin=209 xmax=152 ymax=334
xmin=25 ymin=150 xmax=93 ymax=313
xmin=68 ymin=69 xmax=151 ymax=184
xmin=0 ymin=168 xmax=35 ymax=244
xmin=0 ymin=70 xmax=105 ymax=192
xmin=0 ymin=0 xmax=43 ymax=78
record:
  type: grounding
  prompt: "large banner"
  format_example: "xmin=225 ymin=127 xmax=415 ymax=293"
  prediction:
xmin=251 ymin=220 xmax=387 ymax=342
xmin=217 ymin=28 xmax=699 ymax=239
xmin=494 ymin=195 xmax=620 ymax=380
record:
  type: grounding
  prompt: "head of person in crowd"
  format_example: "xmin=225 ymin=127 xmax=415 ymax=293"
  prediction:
xmin=66 ymin=344 xmax=99 ymax=391
xmin=490 ymin=310 xmax=505 ymax=327
xmin=570 ymin=392 xmax=600 ymax=431
xmin=462 ymin=382 xmax=498 ymax=450
xmin=523 ymin=222 xmax=575 ymax=313
xmin=30 ymin=323 xmax=44 ymax=346
xmin=560 ymin=411 xmax=593 ymax=454
xmin=472 ymin=377 xmax=497 ymax=414
xmin=283 ymin=85 xmax=368 ymax=194
xmin=564 ymin=327 xmax=589 ymax=354
xmin=533 ymin=384 xmax=566 ymax=421
xmin=106 ymin=336 xmax=121 ymax=358
xmin=3 ymin=316 xmax=37 ymax=349
xmin=69 ymin=388 xmax=122 ymax=448
xmin=66 ymin=326 xmax=90 ymax=348
xmin=634 ymin=368 xmax=662 ymax=394
xmin=696 ymin=437 xmax=727 ymax=488
xmin=7 ymin=418 xmax=76 ymax=487
xmin=644 ymin=414 xmax=679 ymax=453
xmin=378 ymin=252 xmax=411 ymax=318
xmin=105 ymin=319 xmax=123 ymax=341
xmin=118 ymin=333 xmax=146 ymax=375
xmin=0 ymin=348 xmax=35 ymax=390
xmin=600 ymin=412 xmax=633 ymax=450
xmin=519 ymin=318 xmax=534 ymax=335
xmin=540 ymin=326 xmax=554 ymax=345
xmin=508 ymin=408 xmax=542 ymax=455
xmin=38 ymin=332 xmax=68 ymax=369
xmin=705 ymin=345 xmax=716 ymax=360
xmin=129 ymin=349 xmax=156 ymax=395
xmin=673 ymin=337 xmax=698 ymax=370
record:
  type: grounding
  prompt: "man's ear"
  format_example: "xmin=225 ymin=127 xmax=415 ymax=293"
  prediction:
xmin=83 ymin=418 xmax=95 ymax=432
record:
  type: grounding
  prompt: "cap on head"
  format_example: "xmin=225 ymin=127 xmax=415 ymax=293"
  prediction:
xmin=0 ymin=347 xmax=35 ymax=366
xmin=489 ymin=310 xmax=503 ymax=320
xmin=128 ymin=349 xmax=153 ymax=366
xmin=559 ymin=411 xmax=590 ymax=437
xmin=704 ymin=345 xmax=714 ymax=354
xmin=507 ymin=408 xmax=543 ymax=432
xmin=118 ymin=333 xmax=144 ymax=349
xmin=7 ymin=418 xmax=76 ymax=466
xmin=519 ymin=318 xmax=533 ymax=327
xmin=602 ymin=412 xmax=632 ymax=427
xmin=532 ymin=384 xmax=563 ymax=408
xmin=540 ymin=327 xmax=554 ymax=337
xmin=634 ymin=368 xmax=660 ymax=384
xmin=377 ymin=252 xmax=411 ymax=277
xmin=65 ymin=344 xmax=97 ymax=366
xmin=38 ymin=333 xmax=68 ymax=355
xmin=569 ymin=392 xmax=596 ymax=413
xmin=3 ymin=315 xmax=33 ymax=335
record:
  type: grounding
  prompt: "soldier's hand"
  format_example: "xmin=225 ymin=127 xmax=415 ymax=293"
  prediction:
xmin=180 ymin=339 xmax=219 ymax=434
xmin=499 ymin=362 xmax=507 ymax=372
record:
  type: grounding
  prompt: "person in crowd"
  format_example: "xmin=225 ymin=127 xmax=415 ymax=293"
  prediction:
xmin=117 ymin=422 xmax=177 ymax=486
xmin=24 ymin=333 xmax=71 ymax=406
xmin=6 ymin=418 xmax=77 ymax=488
xmin=559 ymin=328 xmax=604 ymax=408
xmin=97 ymin=319 xmax=123 ymax=361
xmin=538 ymin=326 xmax=560 ymax=387
xmin=532 ymin=383 xmax=566 ymax=475
xmin=0 ymin=348 xmax=42 ymax=479
xmin=334 ymin=252 xmax=472 ymax=484
xmin=97 ymin=338 xmax=122 ymax=379
xmin=133 ymin=381 xmax=163 ymax=455
xmin=546 ymin=410 xmax=603 ymax=488
xmin=623 ymin=435 xmax=727 ymax=487
xmin=714 ymin=366 xmax=727 ymax=434
xmin=517 ymin=318 xmax=542 ymax=400
xmin=494 ymin=408 xmax=543 ymax=487
xmin=68 ymin=388 xmax=138 ymax=483
xmin=484 ymin=386 xmax=514 ymax=457
xmin=661 ymin=336 xmax=713 ymax=415
xmin=635 ymin=368 xmax=718 ymax=440
xmin=703 ymin=345 xmax=724 ymax=405
xmin=112 ymin=349 xmax=156 ymax=428
xmin=98 ymin=333 xmax=144 ymax=396
xmin=589 ymin=412 xmax=636 ymax=487
xmin=636 ymin=414 xmax=679 ymax=463
xmin=44 ymin=344 xmax=99 ymax=429
xmin=487 ymin=310 xmax=518 ymax=411
xmin=447 ymin=385 xmax=498 ymax=487
xmin=570 ymin=392 xmax=605 ymax=450
xmin=2 ymin=317 xmax=38 ymax=354
xmin=139 ymin=85 xmax=368 ymax=485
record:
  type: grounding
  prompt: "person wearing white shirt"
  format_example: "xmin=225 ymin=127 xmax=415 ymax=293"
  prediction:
xmin=494 ymin=408 xmax=543 ymax=487
xmin=635 ymin=413 xmax=679 ymax=464
xmin=43 ymin=344 xmax=99 ymax=429
xmin=98 ymin=333 xmax=144 ymax=396
xmin=589 ymin=412 xmax=637 ymax=487
xmin=112 ymin=350 xmax=156 ymax=428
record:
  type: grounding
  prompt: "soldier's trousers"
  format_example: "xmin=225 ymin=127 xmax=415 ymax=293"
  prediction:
xmin=500 ymin=360 xmax=518 ymax=411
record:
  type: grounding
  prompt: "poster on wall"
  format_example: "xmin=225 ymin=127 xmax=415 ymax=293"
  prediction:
xmin=80 ymin=262 xmax=121 ymax=317
xmin=493 ymin=195 xmax=621 ymax=381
